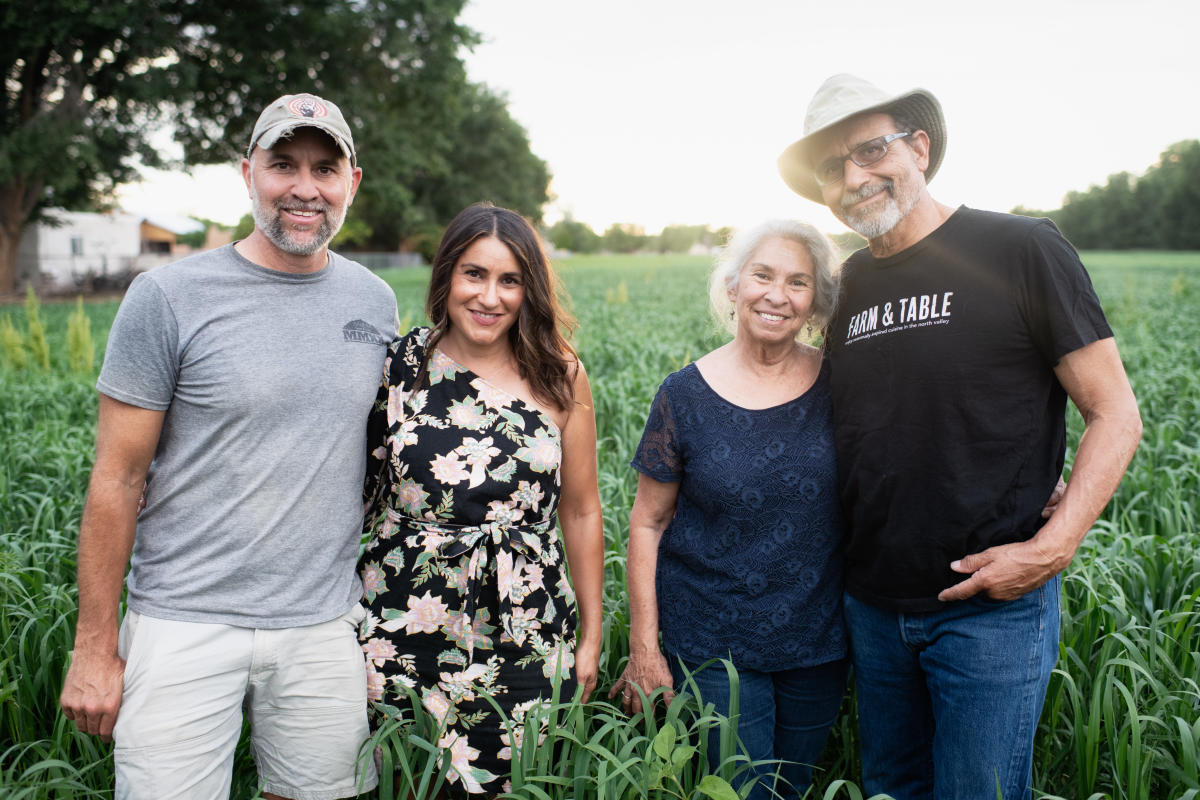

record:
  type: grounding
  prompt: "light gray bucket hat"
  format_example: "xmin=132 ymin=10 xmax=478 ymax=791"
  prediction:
xmin=777 ymin=74 xmax=945 ymax=203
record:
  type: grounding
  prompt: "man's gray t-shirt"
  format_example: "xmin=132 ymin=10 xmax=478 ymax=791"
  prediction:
xmin=98 ymin=244 xmax=397 ymax=628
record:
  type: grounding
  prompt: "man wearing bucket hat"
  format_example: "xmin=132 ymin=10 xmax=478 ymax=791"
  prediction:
xmin=60 ymin=93 xmax=396 ymax=799
xmin=778 ymin=74 xmax=1142 ymax=798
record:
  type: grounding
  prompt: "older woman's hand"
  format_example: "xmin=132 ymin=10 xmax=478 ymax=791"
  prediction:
xmin=1041 ymin=475 xmax=1067 ymax=518
xmin=609 ymin=648 xmax=675 ymax=715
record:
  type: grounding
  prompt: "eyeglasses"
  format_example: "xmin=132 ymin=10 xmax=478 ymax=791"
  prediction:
xmin=813 ymin=131 xmax=912 ymax=187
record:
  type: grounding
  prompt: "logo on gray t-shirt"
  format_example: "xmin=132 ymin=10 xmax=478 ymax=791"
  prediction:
xmin=343 ymin=319 xmax=388 ymax=345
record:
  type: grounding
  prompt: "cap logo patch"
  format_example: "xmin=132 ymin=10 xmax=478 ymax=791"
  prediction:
xmin=287 ymin=96 xmax=328 ymax=119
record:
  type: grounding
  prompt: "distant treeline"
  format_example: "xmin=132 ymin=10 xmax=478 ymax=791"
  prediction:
xmin=544 ymin=220 xmax=731 ymax=255
xmin=543 ymin=220 xmax=868 ymax=256
xmin=1015 ymin=140 xmax=1200 ymax=250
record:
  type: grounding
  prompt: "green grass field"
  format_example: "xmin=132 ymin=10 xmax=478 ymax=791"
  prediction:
xmin=2 ymin=250 xmax=1199 ymax=798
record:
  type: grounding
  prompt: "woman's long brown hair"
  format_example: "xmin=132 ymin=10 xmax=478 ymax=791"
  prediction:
xmin=423 ymin=202 xmax=578 ymax=411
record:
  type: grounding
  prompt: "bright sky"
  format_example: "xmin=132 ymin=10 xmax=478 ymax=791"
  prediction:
xmin=118 ymin=0 xmax=1199 ymax=238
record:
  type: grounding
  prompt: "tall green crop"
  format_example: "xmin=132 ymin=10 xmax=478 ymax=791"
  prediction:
xmin=3 ymin=251 xmax=1200 ymax=798
xmin=24 ymin=287 xmax=50 ymax=370
xmin=65 ymin=298 xmax=95 ymax=375
xmin=0 ymin=315 xmax=28 ymax=369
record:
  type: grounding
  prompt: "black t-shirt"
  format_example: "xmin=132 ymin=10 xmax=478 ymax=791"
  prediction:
xmin=828 ymin=206 xmax=1112 ymax=612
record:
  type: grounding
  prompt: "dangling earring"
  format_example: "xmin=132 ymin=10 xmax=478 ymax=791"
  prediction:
xmin=806 ymin=320 xmax=814 ymax=337
xmin=729 ymin=308 xmax=735 ymax=320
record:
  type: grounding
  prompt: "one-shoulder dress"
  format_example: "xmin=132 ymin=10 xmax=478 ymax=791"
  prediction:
xmin=358 ymin=327 xmax=577 ymax=794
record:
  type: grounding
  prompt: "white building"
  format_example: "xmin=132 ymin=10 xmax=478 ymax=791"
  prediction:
xmin=17 ymin=211 xmax=204 ymax=291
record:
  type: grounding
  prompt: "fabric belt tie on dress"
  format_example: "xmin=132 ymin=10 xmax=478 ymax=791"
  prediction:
xmin=386 ymin=509 xmax=555 ymax=657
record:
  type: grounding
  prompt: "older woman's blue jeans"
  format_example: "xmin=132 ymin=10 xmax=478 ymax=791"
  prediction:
xmin=667 ymin=655 xmax=847 ymax=799
xmin=843 ymin=575 xmax=1061 ymax=800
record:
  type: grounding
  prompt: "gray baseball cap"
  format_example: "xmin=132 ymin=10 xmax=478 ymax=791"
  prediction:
xmin=247 ymin=93 xmax=356 ymax=165
xmin=777 ymin=74 xmax=945 ymax=203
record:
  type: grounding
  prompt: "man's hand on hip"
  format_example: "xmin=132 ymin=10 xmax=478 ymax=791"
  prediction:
xmin=938 ymin=537 xmax=1068 ymax=603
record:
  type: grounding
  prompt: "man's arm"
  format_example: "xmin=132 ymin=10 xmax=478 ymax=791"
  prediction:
xmin=60 ymin=395 xmax=165 ymax=741
xmin=939 ymin=337 xmax=1141 ymax=602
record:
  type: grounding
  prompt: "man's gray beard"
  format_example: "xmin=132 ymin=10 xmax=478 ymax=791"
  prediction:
xmin=251 ymin=195 xmax=343 ymax=257
xmin=846 ymin=203 xmax=903 ymax=239
xmin=840 ymin=180 xmax=914 ymax=240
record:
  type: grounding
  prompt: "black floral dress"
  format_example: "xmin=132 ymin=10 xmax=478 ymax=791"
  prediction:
xmin=358 ymin=327 xmax=577 ymax=794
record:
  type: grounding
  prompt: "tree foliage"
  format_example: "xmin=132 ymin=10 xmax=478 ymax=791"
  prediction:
xmin=175 ymin=216 xmax=225 ymax=249
xmin=1014 ymin=140 xmax=1200 ymax=250
xmin=546 ymin=220 xmax=731 ymax=255
xmin=602 ymin=223 xmax=647 ymax=254
xmin=1 ymin=0 xmax=550 ymax=292
xmin=354 ymin=81 xmax=550 ymax=259
xmin=654 ymin=224 xmax=708 ymax=254
xmin=546 ymin=216 xmax=603 ymax=254
xmin=232 ymin=213 xmax=255 ymax=242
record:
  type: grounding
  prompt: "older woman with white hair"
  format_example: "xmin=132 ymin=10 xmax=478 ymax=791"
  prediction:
xmin=611 ymin=220 xmax=848 ymax=798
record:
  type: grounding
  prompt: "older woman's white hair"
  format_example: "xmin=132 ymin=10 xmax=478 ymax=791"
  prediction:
xmin=708 ymin=220 xmax=840 ymax=339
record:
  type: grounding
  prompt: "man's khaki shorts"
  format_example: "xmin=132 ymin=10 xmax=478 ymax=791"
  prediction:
xmin=112 ymin=606 xmax=377 ymax=800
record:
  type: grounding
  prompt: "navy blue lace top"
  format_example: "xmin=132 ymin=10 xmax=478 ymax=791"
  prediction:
xmin=631 ymin=360 xmax=846 ymax=671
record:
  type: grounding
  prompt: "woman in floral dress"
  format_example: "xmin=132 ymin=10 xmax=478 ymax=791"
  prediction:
xmin=358 ymin=203 xmax=604 ymax=794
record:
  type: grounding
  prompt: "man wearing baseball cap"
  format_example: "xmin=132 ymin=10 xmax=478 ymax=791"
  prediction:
xmin=778 ymin=74 xmax=1142 ymax=798
xmin=60 ymin=93 xmax=396 ymax=799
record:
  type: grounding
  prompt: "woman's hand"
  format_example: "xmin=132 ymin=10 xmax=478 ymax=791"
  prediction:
xmin=613 ymin=473 xmax=681 ymax=715
xmin=1041 ymin=475 xmax=1067 ymax=518
xmin=574 ymin=636 xmax=601 ymax=702
xmin=609 ymin=648 xmax=675 ymax=714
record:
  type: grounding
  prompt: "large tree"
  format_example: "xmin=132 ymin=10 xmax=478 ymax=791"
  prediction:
xmin=1 ymin=0 xmax=549 ymax=292
xmin=1019 ymin=139 xmax=1200 ymax=251
xmin=547 ymin=216 xmax=602 ymax=254
xmin=352 ymin=81 xmax=551 ymax=258
xmin=1150 ymin=140 xmax=1200 ymax=250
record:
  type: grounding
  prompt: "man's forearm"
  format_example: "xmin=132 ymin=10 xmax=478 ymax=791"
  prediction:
xmin=73 ymin=476 xmax=140 ymax=653
xmin=1037 ymin=337 xmax=1143 ymax=567
xmin=61 ymin=470 xmax=143 ymax=741
xmin=1032 ymin=407 xmax=1142 ymax=568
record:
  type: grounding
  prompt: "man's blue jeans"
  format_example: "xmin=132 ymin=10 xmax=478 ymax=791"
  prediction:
xmin=668 ymin=655 xmax=847 ymax=799
xmin=843 ymin=576 xmax=1060 ymax=800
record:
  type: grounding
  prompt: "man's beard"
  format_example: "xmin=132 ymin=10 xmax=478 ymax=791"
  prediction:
xmin=838 ymin=179 xmax=917 ymax=240
xmin=251 ymin=190 xmax=345 ymax=257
